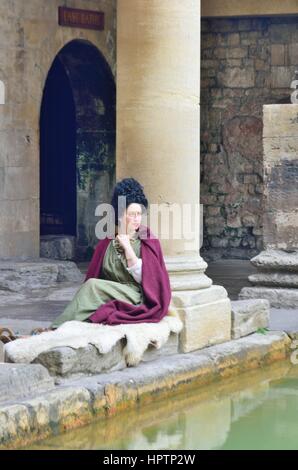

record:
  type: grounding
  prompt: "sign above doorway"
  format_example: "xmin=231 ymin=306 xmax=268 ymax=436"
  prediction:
xmin=58 ymin=6 xmax=104 ymax=31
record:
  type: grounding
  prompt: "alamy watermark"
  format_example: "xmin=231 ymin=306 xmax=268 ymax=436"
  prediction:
xmin=94 ymin=196 xmax=204 ymax=252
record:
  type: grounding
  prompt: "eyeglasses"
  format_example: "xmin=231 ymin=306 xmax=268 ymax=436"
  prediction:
xmin=126 ymin=212 xmax=142 ymax=218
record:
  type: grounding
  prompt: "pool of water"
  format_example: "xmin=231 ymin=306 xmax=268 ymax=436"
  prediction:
xmin=24 ymin=360 xmax=298 ymax=450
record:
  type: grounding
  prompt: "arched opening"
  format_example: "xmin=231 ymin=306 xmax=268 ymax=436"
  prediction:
xmin=39 ymin=40 xmax=116 ymax=260
xmin=40 ymin=56 xmax=77 ymax=236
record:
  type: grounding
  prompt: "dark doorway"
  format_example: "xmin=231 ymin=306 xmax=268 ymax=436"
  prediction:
xmin=40 ymin=40 xmax=116 ymax=260
xmin=40 ymin=56 xmax=76 ymax=236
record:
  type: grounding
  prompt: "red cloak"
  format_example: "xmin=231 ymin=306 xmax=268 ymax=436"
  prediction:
xmin=84 ymin=224 xmax=172 ymax=325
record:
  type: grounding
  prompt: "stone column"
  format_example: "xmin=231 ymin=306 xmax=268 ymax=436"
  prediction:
xmin=240 ymin=104 xmax=298 ymax=308
xmin=117 ymin=0 xmax=231 ymax=352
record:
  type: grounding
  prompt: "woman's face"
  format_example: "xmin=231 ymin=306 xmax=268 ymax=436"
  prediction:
xmin=119 ymin=203 xmax=142 ymax=234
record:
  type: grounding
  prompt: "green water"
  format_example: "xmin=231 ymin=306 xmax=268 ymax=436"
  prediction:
xmin=25 ymin=361 xmax=298 ymax=450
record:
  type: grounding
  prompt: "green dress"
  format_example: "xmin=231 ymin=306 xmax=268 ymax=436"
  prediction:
xmin=51 ymin=238 xmax=144 ymax=328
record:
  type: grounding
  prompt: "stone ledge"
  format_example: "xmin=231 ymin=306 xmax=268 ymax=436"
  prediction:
xmin=250 ymin=250 xmax=298 ymax=272
xmin=31 ymin=333 xmax=179 ymax=379
xmin=0 ymin=330 xmax=292 ymax=449
xmin=40 ymin=235 xmax=76 ymax=261
xmin=34 ymin=342 xmax=126 ymax=378
xmin=0 ymin=364 xmax=55 ymax=405
xmin=248 ymin=272 xmax=298 ymax=288
xmin=0 ymin=259 xmax=83 ymax=292
xmin=172 ymin=284 xmax=227 ymax=308
xmin=239 ymin=286 xmax=298 ymax=309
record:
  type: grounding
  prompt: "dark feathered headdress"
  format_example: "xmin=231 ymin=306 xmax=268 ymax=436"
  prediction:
xmin=111 ymin=177 xmax=148 ymax=224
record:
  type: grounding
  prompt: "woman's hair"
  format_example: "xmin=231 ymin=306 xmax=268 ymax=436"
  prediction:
xmin=111 ymin=177 xmax=148 ymax=224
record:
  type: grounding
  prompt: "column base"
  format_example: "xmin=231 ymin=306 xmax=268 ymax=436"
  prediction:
xmin=240 ymin=249 xmax=298 ymax=308
xmin=165 ymin=255 xmax=231 ymax=353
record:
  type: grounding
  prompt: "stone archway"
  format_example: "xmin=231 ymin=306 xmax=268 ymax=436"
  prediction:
xmin=40 ymin=55 xmax=77 ymax=239
xmin=39 ymin=39 xmax=116 ymax=261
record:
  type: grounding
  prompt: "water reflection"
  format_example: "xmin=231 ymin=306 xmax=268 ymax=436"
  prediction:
xmin=25 ymin=361 xmax=298 ymax=450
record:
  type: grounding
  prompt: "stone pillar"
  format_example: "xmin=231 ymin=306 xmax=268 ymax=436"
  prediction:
xmin=240 ymin=104 xmax=298 ymax=308
xmin=117 ymin=0 xmax=231 ymax=352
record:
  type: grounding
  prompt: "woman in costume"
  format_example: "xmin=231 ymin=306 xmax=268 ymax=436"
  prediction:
xmin=51 ymin=178 xmax=172 ymax=328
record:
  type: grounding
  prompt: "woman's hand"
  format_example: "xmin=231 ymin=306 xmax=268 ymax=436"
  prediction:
xmin=116 ymin=234 xmax=138 ymax=268
xmin=116 ymin=234 xmax=132 ymax=252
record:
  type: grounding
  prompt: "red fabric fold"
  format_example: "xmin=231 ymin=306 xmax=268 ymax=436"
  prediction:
xmin=84 ymin=225 xmax=172 ymax=325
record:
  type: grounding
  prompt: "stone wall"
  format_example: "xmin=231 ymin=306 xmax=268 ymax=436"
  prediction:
xmin=200 ymin=16 xmax=298 ymax=260
xmin=0 ymin=0 xmax=116 ymax=259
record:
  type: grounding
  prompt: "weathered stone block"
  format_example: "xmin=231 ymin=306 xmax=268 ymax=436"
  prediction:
xmin=249 ymin=271 xmax=298 ymax=288
xmin=177 ymin=298 xmax=231 ymax=353
xmin=231 ymin=299 xmax=269 ymax=339
xmin=218 ymin=67 xmax=255 ymax=88
xmin=30 ymin=334 xmax=179 ymax=378
xmin=40 ymin=235 xmax=77 ymax=261
xmin=34 ymin=342 xmax=126 ymax=377
xmin=265 ymin=219 xmax=293 ymax=250
xmin=225 ymin=58 xmax=242 ymax=67
xmin=263 ymin=104 xmax=298 ymax=139
xmin=0 ymin=259 xmax=83 ymax=292
xmin=0 ymin=261 xmax=58 ymax=292
xmin=271 ymin=44 xmax=285 ymax=65
xmin=262 ymin=105 xmax=298 ymax=251
xmin=172 ymin=284 xmax=228 ymax=309
xmin=226 ymin=47 xmax=247 ymax=59
xmin=239 ymin=286 xmax=298 ymax=309
xmin=56 ymin=262 xmax=84 ymax=283
xmin=0 ymin=363 xmax=54 ymax=404
xmin=251 ymin=250 xmax=298 ymax=272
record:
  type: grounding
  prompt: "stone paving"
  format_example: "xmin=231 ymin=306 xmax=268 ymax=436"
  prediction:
xmin=0 ymin=260 xmax=297 ymax=334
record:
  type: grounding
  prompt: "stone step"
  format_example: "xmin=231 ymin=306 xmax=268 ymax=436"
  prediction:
xmin=9 ymin=333 xmax=180 ymax=379
xmin=239 ymin=286 xmax=298 ymax=309
xmin=251 ymin=250 xmax=298 ymax=272
xmin=0 ymin=258 xmax=84 ymax=292
xmin=40 ymin=235 xmax=76 ymax=261
xmin=249 ymin=272 xmax=298 ymax=288
xmin=0 ymin=363 xmax=55 ymax=404
xmin=37 ymin=333 xmax=179 ymax=379
xmin=231 ymin=299 xmax=270 ymax=339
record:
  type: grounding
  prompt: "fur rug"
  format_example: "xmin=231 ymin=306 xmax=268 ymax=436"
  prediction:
xmin=4 ymin=309 xmax=183 ymax=367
